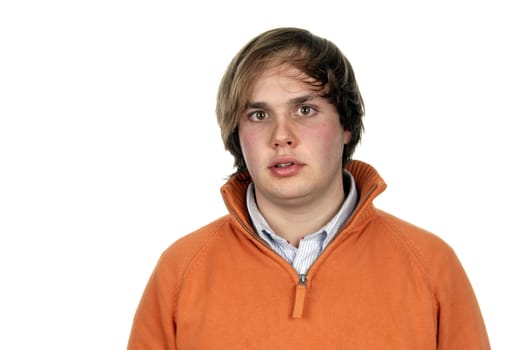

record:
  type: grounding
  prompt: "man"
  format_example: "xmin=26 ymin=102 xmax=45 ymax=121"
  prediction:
xmin=128 ymin=27 xmax=490 ymax=349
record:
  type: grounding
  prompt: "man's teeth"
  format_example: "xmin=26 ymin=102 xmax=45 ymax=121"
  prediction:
xmin=275 ymin=162 xmax=293 ymax=168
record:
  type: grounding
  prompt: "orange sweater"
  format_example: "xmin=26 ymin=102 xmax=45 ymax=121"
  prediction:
xmin=128 ymin=160 xmax=490 ymax=349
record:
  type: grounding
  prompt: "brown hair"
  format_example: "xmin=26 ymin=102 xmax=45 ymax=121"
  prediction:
xmin=216 ymin=27 xmax=365 ymax=173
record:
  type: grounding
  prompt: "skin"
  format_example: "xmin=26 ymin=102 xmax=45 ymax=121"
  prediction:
xmin=238 ymin=64 xmax=351 ymax=247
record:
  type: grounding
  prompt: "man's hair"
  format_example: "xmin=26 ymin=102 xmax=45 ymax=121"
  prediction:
xmin=216 ymin=27 xmax=365 ymax=173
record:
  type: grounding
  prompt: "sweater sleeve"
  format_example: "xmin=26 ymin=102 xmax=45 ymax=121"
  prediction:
xmin=433 ymin=247 xmax=490 ymax=349
xmin=127 ymin=251 xmax=178 ymax=350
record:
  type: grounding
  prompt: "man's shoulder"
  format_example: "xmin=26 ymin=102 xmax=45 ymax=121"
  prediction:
xmin=371 ymin=209 xmax=458 ymax=274
xmin=167 ymin=215 xmax=232 ymax=254
xmin=155 ymin=215 xmax=233 ymax=273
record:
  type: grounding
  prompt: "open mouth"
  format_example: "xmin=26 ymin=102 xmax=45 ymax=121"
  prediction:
xmin=274 ymin=162 xmax=294 ymax=168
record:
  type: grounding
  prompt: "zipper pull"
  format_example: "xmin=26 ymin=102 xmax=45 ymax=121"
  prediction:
xmin=292 ymin=274 xmax=307 ymax=319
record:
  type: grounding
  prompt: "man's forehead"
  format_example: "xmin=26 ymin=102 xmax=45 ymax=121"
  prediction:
xmin=256 ymin=63 xmax=316 ymax=83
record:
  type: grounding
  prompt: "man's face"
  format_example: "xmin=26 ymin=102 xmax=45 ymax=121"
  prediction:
xmin=238 ymin=64 xmax=350 ymax=209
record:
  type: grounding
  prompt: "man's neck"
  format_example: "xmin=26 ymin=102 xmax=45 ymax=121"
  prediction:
xmin=255 ymin=188 xmax=346 ymax=247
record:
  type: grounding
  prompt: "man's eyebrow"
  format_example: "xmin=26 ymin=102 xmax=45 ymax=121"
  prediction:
xmin=246 ymin=101 xmax=269 ymax=110
xmin=246 ymin=94 xmax=322 ymax=109
xmin=288 ymin=94 xmax=321 ymax=105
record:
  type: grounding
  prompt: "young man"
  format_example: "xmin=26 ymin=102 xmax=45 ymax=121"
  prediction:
xmin=128 ymin=27 xmax=490 ymax=349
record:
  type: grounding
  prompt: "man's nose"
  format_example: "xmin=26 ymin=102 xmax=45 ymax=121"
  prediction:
xmin=271 ymin=117 xmax=296 ymax=148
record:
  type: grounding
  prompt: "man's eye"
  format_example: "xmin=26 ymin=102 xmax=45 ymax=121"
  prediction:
xmin=298 ymin=106 xmax=315 ymax=116
xmin=249 ymin=111 xmax=267 ymax=121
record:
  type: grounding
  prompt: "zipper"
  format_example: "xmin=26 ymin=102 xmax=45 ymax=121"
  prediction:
xmin=227 ymin=206 xmax=309 ymax=319
xmin=292 ymin=274 xmax=307 ymax=319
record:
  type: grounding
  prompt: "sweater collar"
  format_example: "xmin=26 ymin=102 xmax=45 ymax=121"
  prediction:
xmin=220 ymin=160 xmax=387 ymax=238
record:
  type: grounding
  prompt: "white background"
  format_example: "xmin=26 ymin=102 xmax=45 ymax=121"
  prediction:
xmin=1 ymin=0 xmax=521 ymax=348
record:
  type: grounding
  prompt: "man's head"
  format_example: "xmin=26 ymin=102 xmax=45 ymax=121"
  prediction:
xmin=216 ymin=27 xmax=365 ymax=173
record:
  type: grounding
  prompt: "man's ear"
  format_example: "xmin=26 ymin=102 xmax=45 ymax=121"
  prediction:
xmin=343 ymin=130 xmax=351 ymax=144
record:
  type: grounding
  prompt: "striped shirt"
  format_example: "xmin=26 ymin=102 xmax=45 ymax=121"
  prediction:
xmin=246 ymin=171 xmax=358 ymax=275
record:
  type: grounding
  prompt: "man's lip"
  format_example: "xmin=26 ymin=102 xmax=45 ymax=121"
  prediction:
xmin=269 ymin=157 xmax=302 ymax=168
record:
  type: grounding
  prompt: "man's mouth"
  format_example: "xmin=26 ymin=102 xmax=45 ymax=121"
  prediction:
xmin=274 ymin=162 xmax=294 ymax=168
